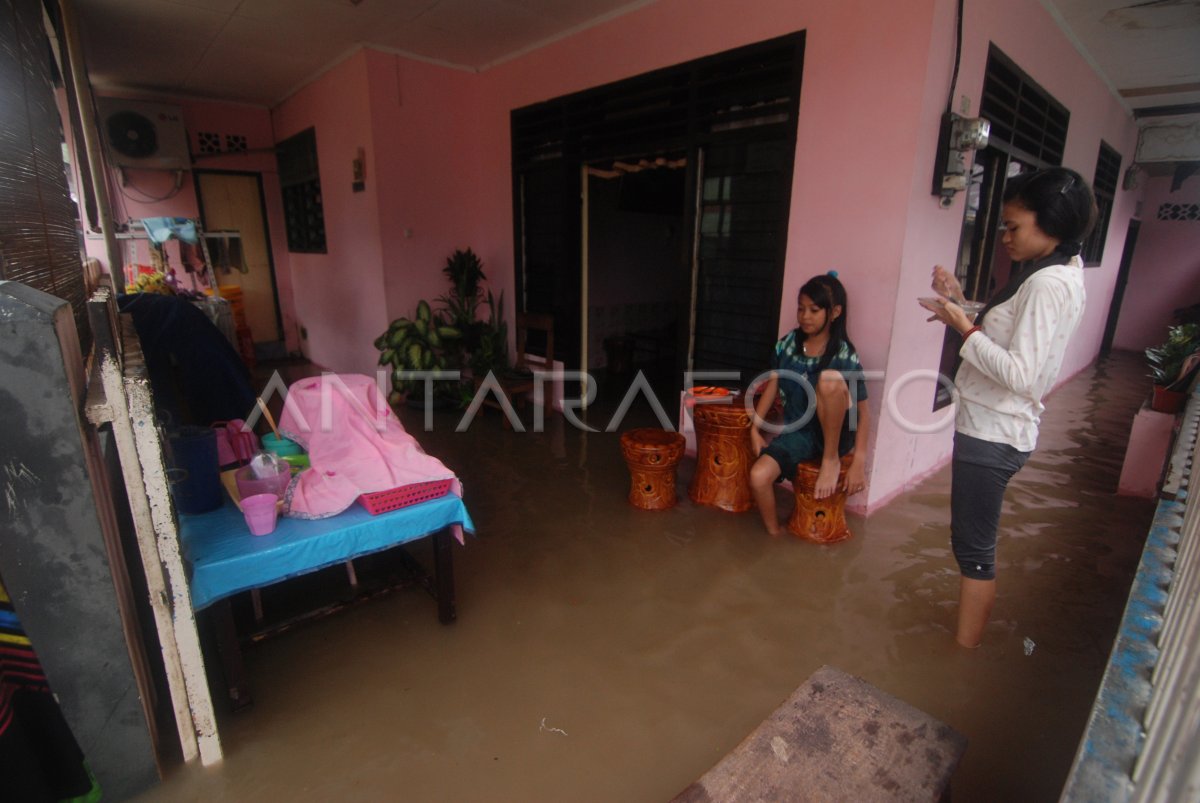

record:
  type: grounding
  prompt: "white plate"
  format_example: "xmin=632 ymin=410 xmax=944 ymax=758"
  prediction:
xmin=919 ymin=297 xmax=984 ymax=317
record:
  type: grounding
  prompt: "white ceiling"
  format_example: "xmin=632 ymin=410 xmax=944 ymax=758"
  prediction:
xmin=71 ymin=0 xmax=1200 ymax=115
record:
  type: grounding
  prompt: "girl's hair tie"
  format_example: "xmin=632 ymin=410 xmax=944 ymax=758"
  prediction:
xmin=826 ymin=269 xmax=838 ymax=278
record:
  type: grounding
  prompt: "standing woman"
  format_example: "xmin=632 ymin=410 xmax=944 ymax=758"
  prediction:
xmin=922 ymin=166 xmax=1096 ymax=648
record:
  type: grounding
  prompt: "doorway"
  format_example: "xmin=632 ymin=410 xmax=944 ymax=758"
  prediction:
xmin=1100 ymin=218 xmax=1140 ymax=354
xmin=195 ymin=171 xmax=283 ymax=356
xmin=513 ymin=32 xmax=805 ymax=412
xmin=584 ymin=156 xmax=687 ymax=401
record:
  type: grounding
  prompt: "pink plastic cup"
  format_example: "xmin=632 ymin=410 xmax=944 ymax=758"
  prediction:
xmin=241 ymin=493 xmax=279 ymax=536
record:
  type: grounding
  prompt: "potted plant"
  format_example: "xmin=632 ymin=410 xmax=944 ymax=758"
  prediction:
xmin=439 ymin=248 xmax=488 ymax=354
xmin=468 ymin=289 xmax=509 ymax=379
xmin=1146 ymin=323 xmax=1200 ymax=413
xmin=374 ymin=299 xmax=462 ymax=407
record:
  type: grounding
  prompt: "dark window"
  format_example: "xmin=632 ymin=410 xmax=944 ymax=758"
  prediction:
xmin=275 ymin=128 xmax=326 ymax=253
xmin=933 ymin=46 xmax=1070 ymax=409
xmin=979 ymin=48 xmax=1068 ymax=168
xmin=1082 ymin=141 xmax=1121 ymax=265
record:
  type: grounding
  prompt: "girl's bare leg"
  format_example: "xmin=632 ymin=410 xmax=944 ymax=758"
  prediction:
xmin=956 ymin=577 xmax=996 ymax=648
xmin=813 ymin=372 xmax=850 ymax=499
xmin=749 ymin=455 xmax=783 ymax=536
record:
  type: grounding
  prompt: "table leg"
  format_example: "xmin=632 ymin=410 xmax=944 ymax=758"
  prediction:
xmin=211 ymin=599 xmax=253 ymax=710
xmin=432 ymin=528 xmax=457 ymax=624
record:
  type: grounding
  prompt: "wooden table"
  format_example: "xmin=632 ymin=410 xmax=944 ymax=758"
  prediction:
xmin=178 ymin=492 xmax=473 ymax=707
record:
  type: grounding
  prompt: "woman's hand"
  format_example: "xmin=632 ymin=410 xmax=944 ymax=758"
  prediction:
xmin=931 ymin=264 xmax=965 ymax=303
xmin=919 ymin=297 xmax=974 ymax=335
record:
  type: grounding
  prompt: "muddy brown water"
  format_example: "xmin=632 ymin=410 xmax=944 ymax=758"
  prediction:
xmin=134 ymin=352 xmax=1154 ymax=802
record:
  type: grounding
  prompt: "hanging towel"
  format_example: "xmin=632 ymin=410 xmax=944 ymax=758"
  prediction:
xmin=141 ymin=216 xmax=199 ymax=245
xmin=227 ymin=235 xmax=247 ymax=273
xmin=277 ymin=374 xmax=461 ymax=521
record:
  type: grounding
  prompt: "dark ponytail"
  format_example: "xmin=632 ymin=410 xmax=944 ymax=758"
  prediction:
xmin=1003 ymin=167 xmax=1098 ymax=255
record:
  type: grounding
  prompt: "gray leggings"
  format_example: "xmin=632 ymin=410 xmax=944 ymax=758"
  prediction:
xmin=951 ymin=432 xmax=1031 ymax=581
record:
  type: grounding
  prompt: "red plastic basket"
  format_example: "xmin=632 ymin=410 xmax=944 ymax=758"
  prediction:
xmin=357 ymin=479 xmax=454 ymax=515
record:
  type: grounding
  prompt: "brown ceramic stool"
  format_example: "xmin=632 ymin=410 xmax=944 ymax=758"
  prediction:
xmin=688 ymin=400 xmax=755 ymax=513
xmin=788 ymin=452 xmax=854 ymax=543
xmin=620 ymin=428 xmax=686 ymax=510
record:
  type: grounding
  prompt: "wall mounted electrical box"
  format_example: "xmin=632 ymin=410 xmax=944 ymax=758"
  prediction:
xmin=932 ymin=112 xmax=990 ymax=207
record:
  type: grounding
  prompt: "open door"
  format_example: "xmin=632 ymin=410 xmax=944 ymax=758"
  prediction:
xmin=196 ymin=171 xmax=283 ymax=356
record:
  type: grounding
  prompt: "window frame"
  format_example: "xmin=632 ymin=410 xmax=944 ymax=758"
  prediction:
xmin=1082 ymin=141 xmax=1121 ymax=266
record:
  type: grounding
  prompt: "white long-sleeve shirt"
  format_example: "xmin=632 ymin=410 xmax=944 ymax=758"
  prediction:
xmin=954 ymin=257 xmax=1086 ymax=452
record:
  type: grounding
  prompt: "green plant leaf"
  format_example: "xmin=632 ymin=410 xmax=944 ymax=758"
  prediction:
xmin=417 ymin=300 xmax=432 ymax=322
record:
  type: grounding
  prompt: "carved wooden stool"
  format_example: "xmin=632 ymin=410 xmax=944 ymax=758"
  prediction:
xmin=620 ymin=428 xmax=686 ymax=510
xmin=788 ymin=452 xmax=854 ymax=543
xmin=688 ymin=399 xmax=755 ymax=513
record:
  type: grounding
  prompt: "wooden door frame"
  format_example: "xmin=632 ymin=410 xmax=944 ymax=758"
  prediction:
xmin=1100 ymin=217 xmax=1141 ymax=355
xmin=193 ymin=169 xmax=284 ymax=343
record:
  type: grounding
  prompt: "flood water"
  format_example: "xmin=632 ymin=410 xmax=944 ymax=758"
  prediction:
xmin=134 ymin=351 xmax=1155 ymax=802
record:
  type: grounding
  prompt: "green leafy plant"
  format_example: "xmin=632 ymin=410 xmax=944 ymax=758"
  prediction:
xmin=469 ymin=289 xmax=509 ymax=379
xmin=439 ymin=248 xmax=487 ymax=350
xmin=375 ymin=299 xmax=461 ymax=404
xmin=1146 ymin=323 xmax=1200 ymax=390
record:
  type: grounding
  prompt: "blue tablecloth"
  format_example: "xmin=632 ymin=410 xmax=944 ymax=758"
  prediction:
xmin=178 ymin=494 xmax=474 ymax=610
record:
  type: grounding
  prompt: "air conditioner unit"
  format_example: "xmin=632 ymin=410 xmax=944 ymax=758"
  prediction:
xmin=96 ymin=98 xmax=191 ymax=171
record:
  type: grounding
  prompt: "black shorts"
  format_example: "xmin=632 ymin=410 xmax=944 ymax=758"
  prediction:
xmin=950 ymin=432 xmax=1031 ymax=580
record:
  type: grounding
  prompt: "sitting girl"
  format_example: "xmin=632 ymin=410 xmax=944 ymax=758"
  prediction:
xmin=749 ymin=273 xmax=870 ymax=536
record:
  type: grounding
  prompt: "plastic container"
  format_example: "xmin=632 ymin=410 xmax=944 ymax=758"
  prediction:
xmin=262 ymin=432 xmax=303 ymax=457
xmin=167 ymin=426 xmax=223 ymax=514
xmin=280 ymin=454 xmax=311 ymax=472
xmin=234 ymin=460 xmax=290 ymax=496
xmin=241 ymin=493 xmax=279 ymax=535
xmin=358 ymin=479 xmax=454 ymax=515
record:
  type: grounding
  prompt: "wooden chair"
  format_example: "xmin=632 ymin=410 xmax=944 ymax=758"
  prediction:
xmin=476 ymin=312 xmax=554 ymax=426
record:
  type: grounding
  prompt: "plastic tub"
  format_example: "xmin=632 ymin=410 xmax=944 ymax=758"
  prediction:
xmin=262 ymin=432 xmax=303 ymax=457
xmin=235 ymin=463 xmax=291 ymax=500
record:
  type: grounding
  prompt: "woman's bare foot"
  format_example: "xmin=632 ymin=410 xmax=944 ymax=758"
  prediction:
xmin=814 ymin=456 xmax=841 ymax=499
xmin=765 ymin=522 xmax=782 ymax=537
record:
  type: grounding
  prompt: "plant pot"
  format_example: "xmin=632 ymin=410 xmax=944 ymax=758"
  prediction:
xmin=1150 ymin=385 xmax=1186 ymax=414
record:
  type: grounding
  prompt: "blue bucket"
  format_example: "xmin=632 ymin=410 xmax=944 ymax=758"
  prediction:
xmin=167 ymin=426 xmax=222 ymax=514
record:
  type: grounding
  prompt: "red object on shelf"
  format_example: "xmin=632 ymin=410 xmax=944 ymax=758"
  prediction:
xmin=357 ymin=479 xmax=454 ymax=515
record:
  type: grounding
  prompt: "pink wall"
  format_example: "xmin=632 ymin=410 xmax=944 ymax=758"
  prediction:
xmin=363 ymin=50 xmax=487 ymax=323
xmin=1113 ymin=173 xmax=1200 ymax=350
xmin=272 ymin=52 xmax=389 ymax=374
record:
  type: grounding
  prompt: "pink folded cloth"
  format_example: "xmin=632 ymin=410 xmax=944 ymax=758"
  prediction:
xmin=277 ymin=374 xmax=461 ymax=520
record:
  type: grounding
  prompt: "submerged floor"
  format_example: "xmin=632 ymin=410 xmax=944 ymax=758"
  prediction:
xmin=134 ymin=352 xmax=1154 ymax=802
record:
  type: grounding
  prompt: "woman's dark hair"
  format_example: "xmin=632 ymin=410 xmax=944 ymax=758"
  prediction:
xmin=1002 ymin=167 xmax=1098 ymax=254
xmin=798 ymin=273 xmax=855 ymax=371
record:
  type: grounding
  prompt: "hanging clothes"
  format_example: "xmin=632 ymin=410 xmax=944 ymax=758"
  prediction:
xmin=141 ymin=216 xmax=198 ymax=245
